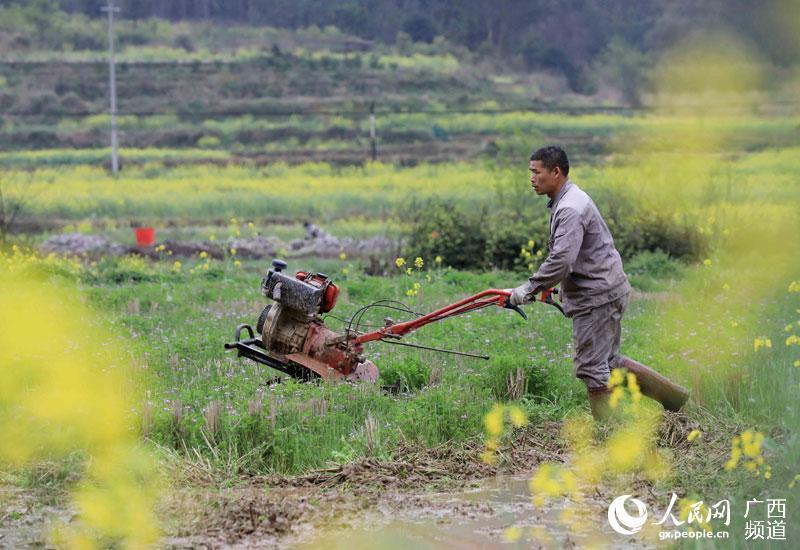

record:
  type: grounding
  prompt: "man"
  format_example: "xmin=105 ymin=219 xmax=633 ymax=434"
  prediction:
xmin=508 ymin=146 xmax=688 ymax=419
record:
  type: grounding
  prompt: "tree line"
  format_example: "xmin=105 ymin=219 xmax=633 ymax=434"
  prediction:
xmin=1 ymin=0 xmax=797 ymax=101
xmin=2 ymin=0 xmax=794 ymax=65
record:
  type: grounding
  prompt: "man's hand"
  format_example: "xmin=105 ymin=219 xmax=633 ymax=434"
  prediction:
xmin=508 ymin=282 xmax=535 ymax=306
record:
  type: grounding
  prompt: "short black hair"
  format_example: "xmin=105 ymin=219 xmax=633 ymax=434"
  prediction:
xmin=530 ymin=146 xmax=569 ymax=176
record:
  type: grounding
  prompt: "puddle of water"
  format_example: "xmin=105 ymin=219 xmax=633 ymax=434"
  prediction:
xmin=290 ymin=476 xmax=624 ymax=549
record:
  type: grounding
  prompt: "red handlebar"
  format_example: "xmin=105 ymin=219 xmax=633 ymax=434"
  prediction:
xmin=352 ymin=289 xmax=519 ymax=345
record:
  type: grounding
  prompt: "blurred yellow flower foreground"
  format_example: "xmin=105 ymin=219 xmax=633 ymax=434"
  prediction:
xmin=0 ymin=269 xmax=161 ymax=547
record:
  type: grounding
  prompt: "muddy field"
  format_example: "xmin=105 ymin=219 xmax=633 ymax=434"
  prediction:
xmin=163 ymin=422 xmax=568 ymax=547
xmin=2 ymin=417 xmax=705 ymax=548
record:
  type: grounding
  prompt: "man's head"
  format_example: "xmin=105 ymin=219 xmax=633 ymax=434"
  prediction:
xmin=529 ymin=146 xmax=569 ymax=198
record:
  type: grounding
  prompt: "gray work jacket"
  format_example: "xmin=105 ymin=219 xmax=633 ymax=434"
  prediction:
xmin=525 ymin=181 xmax=630 ymax=316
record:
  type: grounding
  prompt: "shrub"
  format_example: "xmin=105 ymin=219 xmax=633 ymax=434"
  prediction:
xmin=197 ymin=135 xmax=222 ymax=149
xmin=403 ymin=198 xmax=490 ymax=270
xmin=403 ymin=189 xmax=706 ymax=271
xmin=485 ymin=219 xmax=547 ymax=271
xmin=625 ymin=250 xmax=682 ymax=278
xmin=590 ymin=187 xmax=707 ymax=261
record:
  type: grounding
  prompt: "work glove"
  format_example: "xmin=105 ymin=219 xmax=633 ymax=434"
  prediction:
xmin=508 ymin=282 xmax=535 ymax=306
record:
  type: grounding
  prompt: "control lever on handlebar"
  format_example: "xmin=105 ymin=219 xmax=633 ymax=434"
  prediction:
xmin=503 ymin=295 xmax=528 ymax=320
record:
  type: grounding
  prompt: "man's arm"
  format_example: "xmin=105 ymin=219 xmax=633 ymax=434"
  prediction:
xmin=510 ymin=207 xmax=584 ymax=305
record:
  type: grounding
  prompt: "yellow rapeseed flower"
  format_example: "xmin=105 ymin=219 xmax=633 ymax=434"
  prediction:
xmin=609 ymin=386 xmax=624 ymax=409
xmin=199 ymin=251 xmax=208 ymax=259
xmin=687 ymin=429 xmax=701 ymax=442
xmin=529 ymin=463 xmax=562 ymax=503
xmin=627 ymin=372 xmax=642 ymax=405
xmin=414 ymin=256 xmax=423 ymax=269
xmin=395 ymin=257 xmax=406 ymax=268
xmin=788 ymin=280 xmax=800 ymax=293
xmin=703 ymin=258 xmax=712 ymax=266
xmin=724 ymin=430 xmax=766 ymax=474
xmin=724 ymin=456 xmax=740 ymax=471
xmin=786 ymin=334 xmax=799 ymax=346
xmin=508 ymin=405 xmax=528 ymax=428
xmin=560 ymin=468 xmax=578 ymax=494
xmin=0 ymin=273 xmax=162 ymax=546
xmin=405 ymin=267 xmax=413 ymax=276
xmin=607 ymin=428 xmax=646 ymax=472
xmin=753 ymin=337 xmax=772 ymax=351
xmin=484 ymin=404 xmax=504 ymax=437
xmin=503 ymin=526 xmax=523 ymax=542
xmin=234 ymin=260 xmax=241 ymax=268
xmin=434 ymin=255 xmax=442 ymax=264
xmin=608 ymin=368 xmax=625 ymax=387
xmin=481 ymin=435 xmax=499 ymax=465
xmin=172 ymin=261 xmax=182 ymax=272
xmin=339 ymin=252 xmax=347 ymax=261
xmin=741 ymin=430 xmax=764 ymax=458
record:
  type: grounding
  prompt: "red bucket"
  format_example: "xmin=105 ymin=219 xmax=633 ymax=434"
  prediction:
xmin=134 ymin=227 xmax=156 ymax=247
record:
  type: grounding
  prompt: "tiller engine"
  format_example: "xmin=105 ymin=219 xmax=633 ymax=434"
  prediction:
xmin=225 ymin=259 xmax=530 ymax=382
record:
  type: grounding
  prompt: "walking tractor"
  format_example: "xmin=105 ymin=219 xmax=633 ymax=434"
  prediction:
xmin=224 ymin=259 xmax=554 ymax=383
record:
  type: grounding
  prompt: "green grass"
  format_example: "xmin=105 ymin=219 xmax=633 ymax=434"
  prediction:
xmin=62 ymin=256 xmax=578 ymax=474
xmin=32 ymin=250 xmax=789 ymax=467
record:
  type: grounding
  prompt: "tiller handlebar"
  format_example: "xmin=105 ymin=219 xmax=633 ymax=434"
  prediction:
xmin=351 ymin=289 xmax=528 ymax=345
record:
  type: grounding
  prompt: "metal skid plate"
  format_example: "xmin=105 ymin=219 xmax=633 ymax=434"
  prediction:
xmin=224 ymin=324 xmax=318 ymax=380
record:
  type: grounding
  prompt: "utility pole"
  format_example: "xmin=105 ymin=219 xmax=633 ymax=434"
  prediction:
xmin=101 ymin=1 xmax=120 ymax=174
xmin=369 ymin=102 xmax=377 ymax=161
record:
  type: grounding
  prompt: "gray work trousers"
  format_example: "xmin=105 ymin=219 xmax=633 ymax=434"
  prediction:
xmin=571 ymin=292 xmax=630 ymax=390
